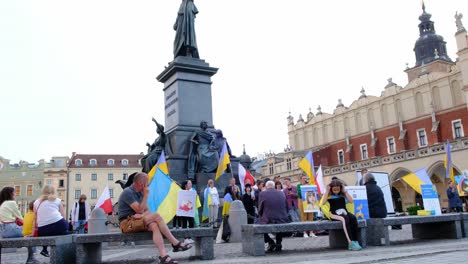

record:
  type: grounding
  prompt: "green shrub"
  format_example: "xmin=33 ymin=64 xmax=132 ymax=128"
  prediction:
xmin=407 ymin=205 xmax=421 ymax=215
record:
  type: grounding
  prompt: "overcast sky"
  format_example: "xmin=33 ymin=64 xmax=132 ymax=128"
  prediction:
xmin=1 ymin=0 xmax=467 ymax=163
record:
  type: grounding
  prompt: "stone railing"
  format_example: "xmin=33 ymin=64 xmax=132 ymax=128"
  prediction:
xmin=324 ymin=137 xmax=468 ymax=176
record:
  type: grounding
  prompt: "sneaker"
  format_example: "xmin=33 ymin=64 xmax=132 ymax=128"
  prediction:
xmin=40 ymin=250 xmax=50 ymax=257
xmin=348 ymin=241 xmax=362 ymax=251
xmin=310 ymin=233 xmax=318 ymax=238
xmin=303 ymin=233 xmax=309 ymax=238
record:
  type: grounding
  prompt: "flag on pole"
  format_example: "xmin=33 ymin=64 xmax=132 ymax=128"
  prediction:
xmin=95 ymin=186 xmax=113 ymax=214
xmin=147 ymin=151 xmax=181 ymax=223
xmin=401 ymin=171 xmax=426 ymax=194
xmin=238 ymin=163 xmax=255 ymax=195
xmin=298 ymin=150 xmax=316 ymax=185
xmin=315 ymin=165 xmax=325 ymax=195
xmin=444 ymin=140 xmax=454 ymax=182
xmin=215 ymin=141 xmax=231 ymax=181
xmin=414 ymin=168 xmax=431 ymax=185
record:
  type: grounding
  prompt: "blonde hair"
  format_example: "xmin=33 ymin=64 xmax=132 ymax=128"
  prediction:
xmin=40 ymin=185 xmax=57 ymax=202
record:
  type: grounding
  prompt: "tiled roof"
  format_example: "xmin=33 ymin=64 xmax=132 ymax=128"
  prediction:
xmin=69 ymin=154 xmax=144 ymax=168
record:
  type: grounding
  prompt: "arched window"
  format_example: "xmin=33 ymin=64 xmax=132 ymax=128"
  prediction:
xmin=75 ymin=159 xmax=82 ymax=167
xmin=415 ymin=92 xmax=424 ymax=116
xmin=122 ymin=159 xmax=129 ymax=167
xmin=107 ymin=159 xmax=114 ymax=166
xmin=432 ymin=86 xmax=441 ymax=110
xmin=395 ymin=99 xmax=403 ymax=119
xmin=90 ymin=159 xmax=97 ymax=167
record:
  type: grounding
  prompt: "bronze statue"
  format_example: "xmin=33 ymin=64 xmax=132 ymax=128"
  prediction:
xmin=187 ymin=121 xmax=219 ymax=179
xmin=141 ymin=117 xmax=167 ymax=173
xmin=173 ymin=0 xmax=199 ymax=58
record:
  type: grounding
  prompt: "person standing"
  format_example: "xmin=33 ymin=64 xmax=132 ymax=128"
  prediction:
xmin=242 ymin=184 xmax=256 ymax=224
xmin=363 ymin=173 xmax=387 ymax=218
xmin=224 ymin=178 xmax=241 ymax=201
xmin=205 ymin=179 xmax=220 ymax=227
xmin=70 ymin=194 xmax=91 ymax=234
xmin=296 ymin=175 xmax=315 ymax=237
xmin=283 ymin=178 xmax=301 ymax=223
xmin=447 ymin=180 xmax=463 ymax=212
xmin=258 ymin=181 xmax=290 ymax=252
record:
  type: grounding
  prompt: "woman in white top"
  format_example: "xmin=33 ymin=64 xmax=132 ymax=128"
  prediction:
xmin=34 ymin=185 xmax=68 ymax=237
xmin=0 ymin=186 xmax=23 ymax=238
xmin=206 ymin=179 xmax=220 ymax=227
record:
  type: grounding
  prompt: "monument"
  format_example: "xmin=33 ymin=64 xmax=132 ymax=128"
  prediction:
xmin=153 ymin=0 xmax=238 ymax=194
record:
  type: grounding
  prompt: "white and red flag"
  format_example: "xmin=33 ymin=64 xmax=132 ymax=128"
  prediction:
xmin=315 ymin=165 xmax=325 ymax=195
xmin=238 ymin=163 xmax=256 ymax=195
xmin=95 ymin=186 xmax=113 ymax=214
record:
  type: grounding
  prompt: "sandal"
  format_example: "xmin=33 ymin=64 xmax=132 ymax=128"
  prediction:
xmin=172 ymin=241 xmax=192 ymax=252
xmin=159 ymin=255 xmax=178 ymax=264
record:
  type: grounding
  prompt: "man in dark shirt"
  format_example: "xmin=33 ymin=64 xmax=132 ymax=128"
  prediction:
xmin=118 ymin=172 xmax=191 ymax=263
xmin=363 ymin=173 xmax=387 ymax=218
xmin=447 ymin=180 xmax=463 ymax=212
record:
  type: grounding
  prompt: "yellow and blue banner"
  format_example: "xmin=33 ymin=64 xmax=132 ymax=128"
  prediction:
xmin=401 ymin=168 xmax=431 ymax=195
xmin=147 ymin=151 xmax=181 ymax=223
xmin=444 ymin=140 xmax=454 ymax=182
xmin=202 ymin=185 xmax=212 ymax=222
xmin=215 ymin=141 xmax=230 ymax=181
xmin=298 ymin=150 xmax=316 ymax=185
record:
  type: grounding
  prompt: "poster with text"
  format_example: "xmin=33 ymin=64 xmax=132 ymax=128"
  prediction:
xmin=176 ymin=190 xmax=197 ymax=217
xmin=301 ymin=185 xmax=319 ymax=213
xmin=421 ymin=184 xmax=441 ymax=215
xmin=346 ymin=186 xmax=369 ymax=220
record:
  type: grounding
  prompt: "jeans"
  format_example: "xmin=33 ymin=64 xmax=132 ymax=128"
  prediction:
xmin=74 ymin=220 xmax=87 ymax=234
xmin=288 ymin=208 xmax=301 ymax=222
xmin=0 ymin=223 xmax=23 ymax=238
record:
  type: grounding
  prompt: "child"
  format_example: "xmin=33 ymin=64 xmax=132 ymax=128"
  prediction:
xmin=23 ymin=201 xmax=49 ymax=257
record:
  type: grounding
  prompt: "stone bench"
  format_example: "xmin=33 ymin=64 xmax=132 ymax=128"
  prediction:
xmin=460 ymin=213 xmax=468 ymax=238
xmin=366 ymin=213 xmax=463 ymax=246
xmin=0 ymin=235 xmax=75 ymax=264
xmin=73 ymin=228 xmax=214 ymax=264
xmin=241 ymin=220 xmax=367 ymax=256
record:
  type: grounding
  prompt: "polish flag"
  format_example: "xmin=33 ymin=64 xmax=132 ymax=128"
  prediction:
xmin=238 ymin=163 xmax=256 ymax=195
xmin=95 ymin=186 xmax=113 ymax=214
xmin=315 ymin=165 xmax=325 ymax=195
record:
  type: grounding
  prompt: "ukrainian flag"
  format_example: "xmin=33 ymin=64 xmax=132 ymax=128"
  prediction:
xmin=401 ymin=169 xmax=431 ymax=195
xmin=147 ymin=151 xmax=181 ymax=223
xmin=202 ymin=185 xmax=212 ymax=222
xmin=215 ymin=141 xmax=230 ymax=181
xmin=298 ymin=150 xmax=316 ymax=185
xmin=444 ymin=140 xmax=455 ymax=182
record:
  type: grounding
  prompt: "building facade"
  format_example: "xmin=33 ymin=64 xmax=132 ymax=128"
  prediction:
xmin=44 ymin=156 xmax=70 ymax=214
xmin=263 ymin=7 xmax=468 ymax=212
xmin=67 ymin=153 xmax=143 ymax=214
xmin=0 ymin=157 xmax=45 ymax=215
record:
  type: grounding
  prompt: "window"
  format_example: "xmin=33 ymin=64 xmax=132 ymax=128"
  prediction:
xmin=75 ymin=189 xmax=81 ymax=199
xmin=337 ymin=150 xmax=345 ymax=165
xmin=123 ymin=173 xmax=128 ymax=180
xmin=14 ymin=186 xmax=21 ymax=196
xmin=107 ymin=159 xmax=114 ymax=166
xmin=55 ymin=160 xmax=63 ymax=167
xmin=109 ymin=188 xmax=114 ymax=199
xmin=91 ymin=189 xmax=97 ymax=199
xmin=452 ymin=120 xmax=464 ymax=139
xmin=46 ymin=179 xmax=53 ymax=185
xmin=75 ymin=159 xmax=82 ymax=167
xmin=122 ymin=159 xmax=129 ymax=167
xmin=387 ymin=137 xmax=396 ymax=154
xmin=269 ymin=164 xmax=274 ymax=175
xmin=27 ymin=185 xmax=33 ymax=196
xmin=417 ymin=129 xmax=428 ymax=147
xmin=90 ymin=159 xmax=97 ymax=167
xmin=91 ymin=173 xmax=97 ymax=181
xmin=108 ymin=173 xmax=114 ymax=181
xmin=59 ymin=179 xmax=64 ymax=188
xmin=75 ymin=174 xmax=81 ymax=181
xmin=360 ymin=144 xmax=368 ymax=160
xmin=286 ymin=158 xmax=292 ymax=171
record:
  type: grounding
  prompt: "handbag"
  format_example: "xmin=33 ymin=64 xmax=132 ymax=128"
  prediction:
xmin=120 ymin=216 xmax=146 ymax=233
xmin=15 ymin=218 xmax=23 ymax=226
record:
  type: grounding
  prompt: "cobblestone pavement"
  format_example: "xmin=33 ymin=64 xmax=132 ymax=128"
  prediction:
xmin=2 ymin=225 xmax=468 ymax=263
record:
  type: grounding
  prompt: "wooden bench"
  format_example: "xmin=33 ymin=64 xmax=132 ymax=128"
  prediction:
xmin=0 ymin=235 xmax=75 ymax=264
xmin=73 ymin=228 xmax=214 ymax=264
xmin=241 ymin=220 xmax=367 ymax=256
xmin=366 ymin=213 xmax=464 ymax=246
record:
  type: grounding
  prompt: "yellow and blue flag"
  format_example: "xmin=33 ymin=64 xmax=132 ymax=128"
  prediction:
xmin=401 ymin=168 xmax=431 ymax=195
xmin=444 ymin=140 xmax=454 ymax=182
xmin=201 ymin=185 xmax=212 ymax=222
xmin=147 ymin=151 xmax=181 ymax=223
xmin=298 ymin=150 xmax=316 ymax=185
xmin=215 ymin=141 xmax=230 ymax=181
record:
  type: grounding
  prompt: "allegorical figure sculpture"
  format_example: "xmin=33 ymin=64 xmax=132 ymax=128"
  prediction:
xmin=141 ymin=117 xmax=167 ymax=173
xmin=188 ymin=121 xmax=219 ymax=179
xmin=173 ymin=0 xmax=199 ymax=58
xmin=455 ymin=12 xmax=465 ymax=32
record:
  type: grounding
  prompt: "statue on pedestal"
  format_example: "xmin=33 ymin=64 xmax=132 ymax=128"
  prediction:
xmin=188 ymin=121 xmax=219 ymax=179
xmin=142 ymin=117 xmax=167 ymax=173
xmin=174 ymin=0 xmax=199 ymax=58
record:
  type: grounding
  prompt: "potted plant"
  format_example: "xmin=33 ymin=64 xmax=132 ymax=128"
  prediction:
xmin=406 ymin=205 xmax=421 ymax=216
